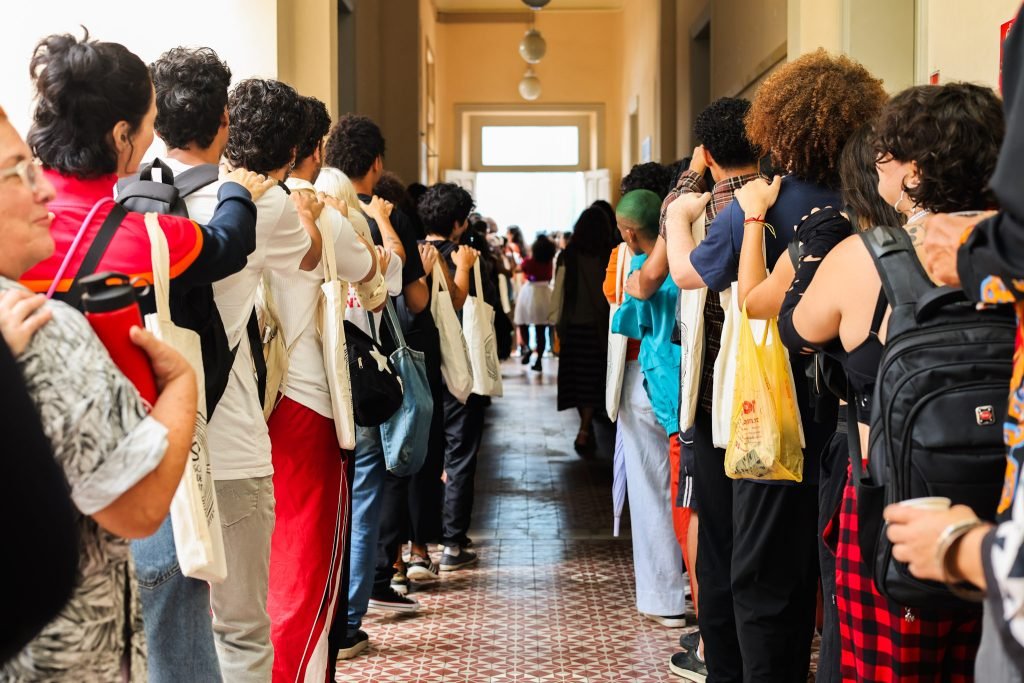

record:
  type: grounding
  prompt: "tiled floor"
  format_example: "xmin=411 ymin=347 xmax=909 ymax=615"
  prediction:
xmin=336 ymin=358 xmax=695 ymax=683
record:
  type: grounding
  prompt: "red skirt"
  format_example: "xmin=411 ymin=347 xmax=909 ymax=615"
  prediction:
xmin=267 ymin=397 xmax=349 ymax=683
xmin=834 ymin=469 xmax=981 ymax=682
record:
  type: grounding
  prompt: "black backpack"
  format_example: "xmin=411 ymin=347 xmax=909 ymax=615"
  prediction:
xmin=117 ymin=160 xmax=237 ymax=417
xmin=344 ymin=320 xmax=403 ymax=427
xmin=850 ymin=225 xmax=1013 ymax=610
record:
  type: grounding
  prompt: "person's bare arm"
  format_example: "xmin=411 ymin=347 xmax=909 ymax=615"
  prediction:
xmin=91 ymin=327 xmax=198 ymax=539
xmin=292 ymin=191 xmax=324 ymax=271
xmin=624 ymin=237 xmax=669 ymax=300
xmin=665 ymin=192 xmax=711 ymax=290
xmin=735 ymin=176 xmax=783 ymax=315
xmin=361 ymin=196 xmax=406 ymax=265
xmin=448 ymin=246 xmax=479 ymax=311
xmin=744 ymin=253 xmax=794 ymax=320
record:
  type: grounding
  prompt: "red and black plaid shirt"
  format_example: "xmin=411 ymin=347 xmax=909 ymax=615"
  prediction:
xmin=660 ymin=169 xmax=760 ymax=413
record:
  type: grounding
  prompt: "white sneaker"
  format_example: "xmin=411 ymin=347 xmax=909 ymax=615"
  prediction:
xmin=641 ymin=612 xmax=687 ymax=628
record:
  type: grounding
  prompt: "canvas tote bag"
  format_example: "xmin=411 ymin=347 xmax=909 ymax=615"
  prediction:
xmin=430 ymin=260 xmax=474 ymax=403
xmin=677 ymin=212 xmax=708 ymax=432
xmin=463 ymin=260 xmax=503 ymax=397
xmin=143 ymin=213 xmax=228 ymax=583
xmin=605 ymin=244 xmax=632 ymax=421
xmin=317 ymin=215 xmax=357 ymax=450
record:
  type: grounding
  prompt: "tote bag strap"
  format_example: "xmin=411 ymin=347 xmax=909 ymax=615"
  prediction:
xmin=615 ymin=245 xmax=631 ymax=305
xmin=319 ymin=210 xmax=339 ymax=285
xmin=472 ymin=259 xmax=484 ymax=300
xmin=432 ymin=260 xmax=450 ymax=294
xmin=143 ymin=213 xmax=172 ymax=324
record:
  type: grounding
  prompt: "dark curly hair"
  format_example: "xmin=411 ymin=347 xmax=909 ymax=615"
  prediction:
xmin=418 ymin=183 xmax=476 ymax=238
xmin=746 ymin=50 xmax=887 ymax=189
xmin=694 ymin=97 xmax=758 ymax=169
xmin=293 ymin=96 xmax=331 ymax=165
xmin=839 ymin=124 xmax=905 ymax=231
xmin=530 ymin=235 xmax=557 ymax=264
xmin=324 ymin=114 xmax=386 ymax=180
xmin=29 ymin=29 xmax=152 ymax=178
xmin=150 ymin=47 xmax=231 ymax=152
xmin=225 ymin=79 xmax=302 ymax=174
xmin=620 ymin=162 xmax=672 ymax=200
xmin=873 ymin=83 xmax=1004 ymax=213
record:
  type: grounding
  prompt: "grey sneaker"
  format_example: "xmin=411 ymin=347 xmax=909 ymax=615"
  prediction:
xmin=669 ymin=649 xmax=707 ymax=681
xmin=678 ymin=631 xmax=700 ymax=651
xmin=439 ymin=547 xmax=478 ymax=571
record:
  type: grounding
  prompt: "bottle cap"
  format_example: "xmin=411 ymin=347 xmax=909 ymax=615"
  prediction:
xmin=79 ymin=272 xmax=139 ymax=314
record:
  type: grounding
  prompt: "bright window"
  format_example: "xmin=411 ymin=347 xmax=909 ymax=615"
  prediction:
xmin=480 ymin=126 xmax=580 ymax=167
xmin=474 ymin=172 xmax=587 ymax=242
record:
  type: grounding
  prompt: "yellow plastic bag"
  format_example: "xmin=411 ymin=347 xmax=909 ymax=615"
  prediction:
xmin=724 ymin=307 xmax=804 ymax=482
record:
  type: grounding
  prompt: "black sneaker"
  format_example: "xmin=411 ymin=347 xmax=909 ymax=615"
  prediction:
xmin=678 ymin=631 xmax=700 ymax=652
xmin=391 ymin=570 xmax=409 ymax=595
xmin=669 ymin=649 xmax=707 ymax=681
xmin=439 ymin=547 xmax=478 ymax=571
xmin=367 ymin=587 xmax=421 ymax=613
xmin=337 ymin=630 xmax=369 ymax=661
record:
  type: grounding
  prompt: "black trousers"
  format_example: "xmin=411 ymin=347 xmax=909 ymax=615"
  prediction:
xmin=815 ymin=428 xmax=850 ymax=683
xmin=372 ymin=347 xmax=446 ymax=594
xmin=441 ymin=388 xmax=486 ymax=547
xmin=693 ymin=410 xmax=820 ymax=683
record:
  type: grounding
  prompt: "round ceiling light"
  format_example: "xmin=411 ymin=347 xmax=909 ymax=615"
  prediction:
xmin=518 ymin=28 xmax=547 ymax=64
xmin=521 ymin=0 xmax=551 ymax=8
xmin=518 ymin=67 xmax=542 ymax=101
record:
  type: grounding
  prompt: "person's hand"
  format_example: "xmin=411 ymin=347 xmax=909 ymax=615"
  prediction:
xmin=129 ymin=325 xmax=196 ymax=393
xmin=453 ymin=245 xmax=479 ymax=271
xmin=223 ymin=168 xmax=276 ymax=201
xmin=375 ymin=245 xmax=392 ymax=276
xmin=884 ymin=503 xmax=980 ymax=582
xmin=689 ymin=145 xmax=708 ymax=175
xmin=624 ymin=271 xmax=641 ymax=298
xmin=0 ymin=290 xmax=52 ymax=356
xmin=321 ymin=193 xmax=349 ymax=217
xmin=360 ymin=195 xmax=393 ymax=223
xmin=922 ymin=212 xmax=994 ymax=288
xmin=292 ymin=189 xmax=325 ymax=223
xmin=418 ymin=243 xmax=439 ymax=274
xmin=666 ymin=191 xmax=711 ymax=228
xmin=735 ymin=176 xmax=782 ymax=220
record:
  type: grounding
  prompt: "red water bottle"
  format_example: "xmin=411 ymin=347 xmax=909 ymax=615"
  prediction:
xmin=79 ymin=272 xmax=159 ymax=406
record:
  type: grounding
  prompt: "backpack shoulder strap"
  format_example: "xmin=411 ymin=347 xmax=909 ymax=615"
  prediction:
xmin=174 ymin=164 xmax=220 ymax=199
xmin=63 ymin=204 xmax=128 ymax=310
xmin=858 ymin=225 xmax=933 ymax=307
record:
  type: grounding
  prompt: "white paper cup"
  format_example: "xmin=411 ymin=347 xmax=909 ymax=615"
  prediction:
xmin=900 ymin=496 xmax=952 ymax=511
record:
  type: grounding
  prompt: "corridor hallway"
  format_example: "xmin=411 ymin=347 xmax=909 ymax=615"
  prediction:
xmin=336 ymin=358 xmax=696 ymax=682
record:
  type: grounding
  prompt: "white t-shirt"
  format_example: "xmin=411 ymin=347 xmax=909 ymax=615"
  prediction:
xmin=271 ymin=177 xmax=375 ymax=418
xmin=163 ymin=158 xmax=312 ymax=480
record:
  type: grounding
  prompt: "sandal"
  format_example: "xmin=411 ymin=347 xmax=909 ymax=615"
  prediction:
xmin=574 ymin=430 xmax=596 ymax=458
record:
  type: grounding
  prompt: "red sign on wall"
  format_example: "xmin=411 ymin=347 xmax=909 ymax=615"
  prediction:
xmin=1001 ymin=16 xmax=1017 ymax=92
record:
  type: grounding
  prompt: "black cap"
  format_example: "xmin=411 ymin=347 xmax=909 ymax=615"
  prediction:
xmin=79 ymin=272 xmax=139 ymax=314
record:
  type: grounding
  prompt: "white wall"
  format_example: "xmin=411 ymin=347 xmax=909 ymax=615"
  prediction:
xmin=2 ymin=0 xmax=279 ymax=151
xmin=918 ymin=0 xmax=1020 ymax=89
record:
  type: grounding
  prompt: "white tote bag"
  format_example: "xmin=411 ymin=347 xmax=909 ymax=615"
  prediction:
xmin=318 ymin=217 xmax=357 ymax=450
xmin=605 ymin=244 xmax=632 ymax=422
xmin=431 ymin=260 xmax=474 ymax=403
xmin=143 ymin=213 xmax=228 ymax=583
xmin=678 ymin=213 xmax=708 ymax=432
xmin=712 ymin=286 xmax=740 ymax=448
xmin=463 ymin=261 xmax=503 ymax=397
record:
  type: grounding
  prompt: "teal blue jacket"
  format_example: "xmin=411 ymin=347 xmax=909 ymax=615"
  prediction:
xmin=611 ymin=252 xmax=680 ymax=435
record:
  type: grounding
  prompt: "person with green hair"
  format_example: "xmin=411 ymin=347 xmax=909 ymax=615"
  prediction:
xmin=611 ymin=189 xmax=689 ymax=627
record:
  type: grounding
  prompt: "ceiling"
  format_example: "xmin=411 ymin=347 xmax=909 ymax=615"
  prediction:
xmin=433 ymin=0 xmax=624 ymax=12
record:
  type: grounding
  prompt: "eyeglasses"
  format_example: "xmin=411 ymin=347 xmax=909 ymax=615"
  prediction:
xmin=0 ymin=159 xmax=43 ymax=193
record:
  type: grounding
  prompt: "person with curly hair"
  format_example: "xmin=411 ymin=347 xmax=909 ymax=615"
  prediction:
xmin=782 ymin=81 xmax=1003 ymax=681
xmin=663 ymin=52 xmax=887 ymax=682
xmin=202 ymin=76 xmax=324 ymax=679
xmin=620 ymin=161 xmax=672 ymax=200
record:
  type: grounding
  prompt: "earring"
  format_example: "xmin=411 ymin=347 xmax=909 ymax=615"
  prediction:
xmin=893 ymin=190 xmax=908 ymax=214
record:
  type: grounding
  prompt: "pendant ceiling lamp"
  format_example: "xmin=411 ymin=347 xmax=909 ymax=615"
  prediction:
xmin=518 ymin=67 xmax=542 ymax=101
xmin=521 ymin=0 xmax=551 ymax=8
xmin=519 ymin=28 xmax=547 ymax=64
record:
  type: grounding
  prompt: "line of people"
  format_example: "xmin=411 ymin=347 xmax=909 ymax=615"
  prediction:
xmin=0 ymin=30 xmax=509 ymax=683
xmin=594 ymin=17 xmax=1024 ymax=681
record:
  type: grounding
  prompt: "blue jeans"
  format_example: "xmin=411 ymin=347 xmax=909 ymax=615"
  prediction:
xmin=131 ymin=515 xmax=222 ymax=683
xmin=347 ymin=425 xmax=387 ymax=631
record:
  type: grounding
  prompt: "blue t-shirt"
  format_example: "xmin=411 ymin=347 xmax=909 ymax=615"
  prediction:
xmin=613 ymin=253 xmax=681 ymax=435
xmin=689 ymin=175 xmax=841 ymax=486
xmin=690 ymin=176 xmax=840 ymax=293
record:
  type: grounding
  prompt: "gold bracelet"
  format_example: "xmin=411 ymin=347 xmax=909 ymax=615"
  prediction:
xmin=935 ymin=517 xmax=986 ymax=601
